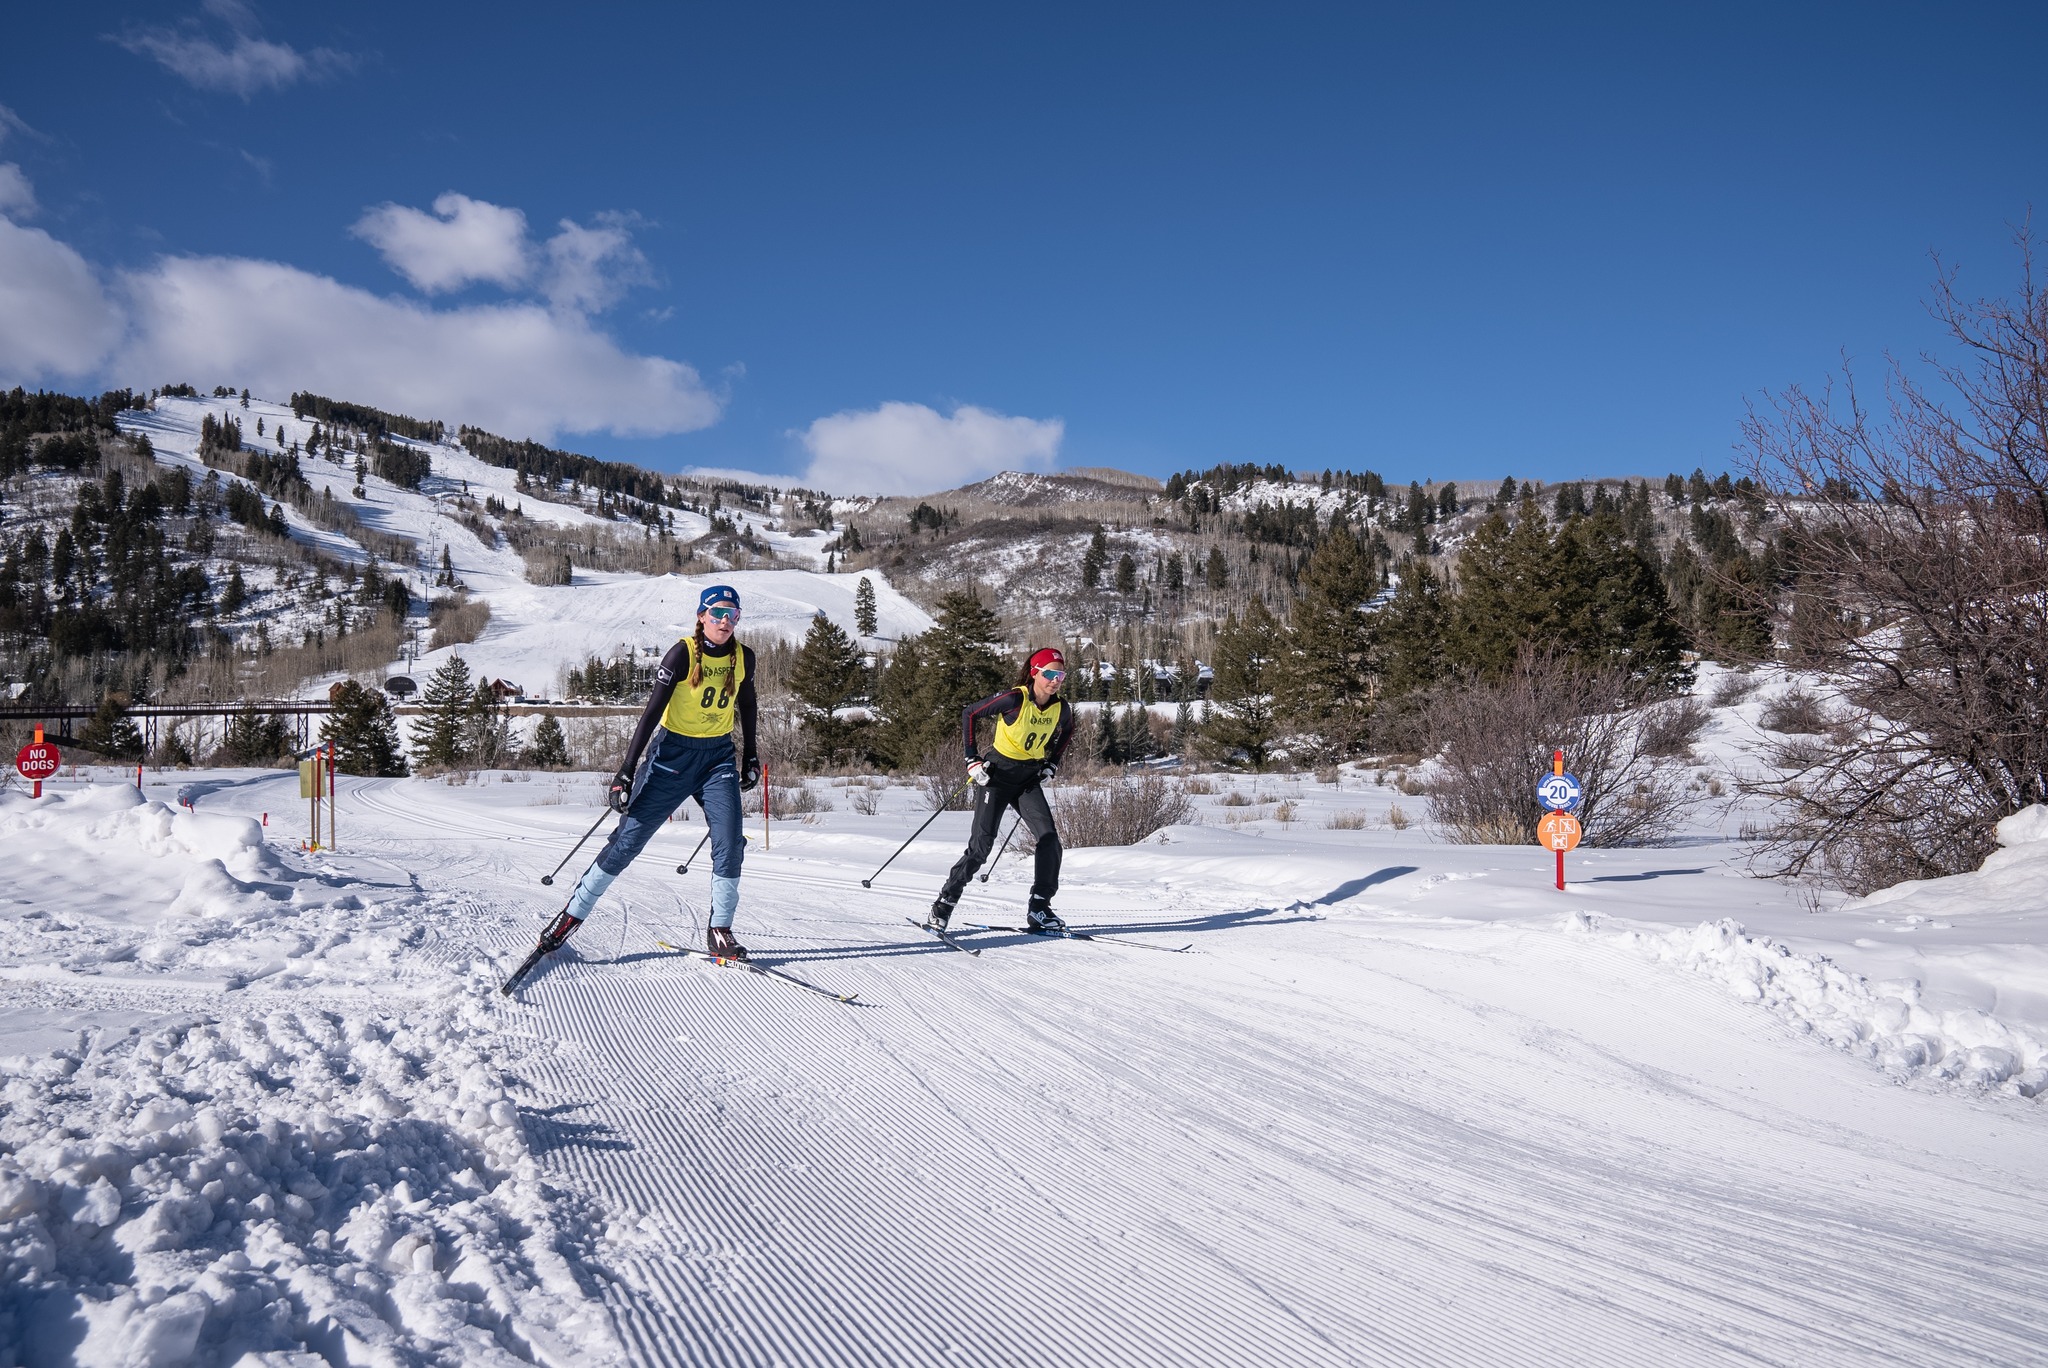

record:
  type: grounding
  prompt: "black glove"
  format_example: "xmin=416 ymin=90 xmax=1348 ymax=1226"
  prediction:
xmin=740 ymin=755 xmax=762 ymax=792
xmin=1040 ymin=761 xmax=1059 ymax=785
xmin=607 ymin=770 xmax=633 ymax=813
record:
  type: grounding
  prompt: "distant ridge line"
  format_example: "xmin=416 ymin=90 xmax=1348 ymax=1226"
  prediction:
xmin=1062 ymin=467 xmax=1164 ymax=491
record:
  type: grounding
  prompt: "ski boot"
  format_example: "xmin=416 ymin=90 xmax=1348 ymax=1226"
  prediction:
xmin=1025 ymin=896 xmax=1067 ymax=936
xmin=501 ymin=907 xmax=583 ymax=995
xmin=925 ymin=897 xmax=955 ymax=932
xmin=707 ymin=926 xmax=749 ymax=962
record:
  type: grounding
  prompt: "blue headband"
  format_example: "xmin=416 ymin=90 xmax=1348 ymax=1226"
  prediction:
xmin=698 ymin=584 xmax=740 ymax=613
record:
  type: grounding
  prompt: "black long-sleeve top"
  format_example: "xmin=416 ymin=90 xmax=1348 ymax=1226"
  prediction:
xmin=960 ymin=686 xmax=1074 ymax=767
xmin=617 ymin=636 xmax=759 ymax=776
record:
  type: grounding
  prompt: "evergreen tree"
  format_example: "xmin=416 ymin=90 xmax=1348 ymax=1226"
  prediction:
xmin=1205 ymin=599 xmax=1282 ymax=769
xmin=78 ymin=693 xmax=145 ymax=760
xmin=1115 ymin=553 xmax=1138 ymax=594
xmin=1373 ymin=558 xmax=1450 ymax=701
xmin=854 ymin=575 xmax=878 ymax=636
xmin=1173 ymin=697 xmax=1195 ymax=753
xmin=220 ymin=708 xmax=291 ymax=766
xmin=322 ymin=680 xmax=408 ymax=776
xmin=463 ymin=680 xmax=513 ymax=767
xmin=1093 ymin=701 xmax=1123 ymax=766
xmin=874 ymin=592 xmax=1007 ymax=766
xmin=791 ymin=613 xmax=866 ymax=761
xmin=1277 ymin=532 xmax=1379 ymax=751
xmin=1205 ymin=546 xmax=1229 ymax=591
xmin=412 ymin=654 xmax=475 ymax=769
xmin=525 ymin=712 xmax=570 ymax=769
xmin=1081 ymin=526 xmax=1108 ymax=589
xmin=1120 ymin=702 xmax=1156 ymax=760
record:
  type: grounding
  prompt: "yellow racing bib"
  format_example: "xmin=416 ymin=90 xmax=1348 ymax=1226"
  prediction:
xmin=660 ymin=639 xmax=746 ymax=738
xmin=992 ymin=688 xmax=1062 ymax=761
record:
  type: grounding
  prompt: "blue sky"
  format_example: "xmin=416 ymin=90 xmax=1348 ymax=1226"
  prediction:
xmin=1 ymin=3 xmax=2043 ymax=494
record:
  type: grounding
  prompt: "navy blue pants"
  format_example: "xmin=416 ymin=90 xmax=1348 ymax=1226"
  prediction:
xmin=596 ymin=731 xmax=744 ymax=879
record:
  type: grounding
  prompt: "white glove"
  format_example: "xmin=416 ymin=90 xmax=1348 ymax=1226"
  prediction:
xmin=966 ymin=758 xmax=989 ymax=787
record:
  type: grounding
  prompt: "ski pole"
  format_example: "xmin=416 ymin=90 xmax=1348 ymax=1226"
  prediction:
xmin=540 ymin=808 xmax=613 ymax=886
xmin=674 ymin=798 xmax=713 ymax=874
xmin=861 ymin=780 xmax=971 ymax=888
xmin=978 ymin=815 xmax=1021 ymax=883
xmin=676 ymin=829 xmax=711 ymax=875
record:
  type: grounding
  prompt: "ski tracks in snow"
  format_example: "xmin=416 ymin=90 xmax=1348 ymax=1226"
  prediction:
xmin=489 ymin=866 xmax=2048 ymax=1368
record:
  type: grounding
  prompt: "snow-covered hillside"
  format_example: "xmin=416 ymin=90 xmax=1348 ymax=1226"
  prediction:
xmin=3 ymin=753 xmax=2045 ymax=1364
xmin=117 ymin=396 xmax=931 ymax=694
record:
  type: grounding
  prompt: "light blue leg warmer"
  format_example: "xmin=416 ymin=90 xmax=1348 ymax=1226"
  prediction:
xmin=710 ymin=875 xmax=740 ymax=929
xmin=565 ymin=864 xmax=618 ymax=922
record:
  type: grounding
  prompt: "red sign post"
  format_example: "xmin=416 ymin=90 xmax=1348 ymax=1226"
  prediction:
xmin=16 ymin=726 xmax=61 ymax=798
xmin=1536 ymin=749 xmax=1584 ymax=890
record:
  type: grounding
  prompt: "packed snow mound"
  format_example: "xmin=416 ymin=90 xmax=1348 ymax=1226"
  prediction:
xmin=0 ymin=786 xmax=418 ymax=993
xmin=1853 ymin=803 xmax=2048 ymax=920
xmin=0 ymin=1000 xmax=620 ymax=1367
xmin=1568 ymin=913 xmax=2048 ymax=1097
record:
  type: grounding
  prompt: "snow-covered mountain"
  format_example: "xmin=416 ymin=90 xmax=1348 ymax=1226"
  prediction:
xmin=116 ymin=396 xmax=933 ymax=695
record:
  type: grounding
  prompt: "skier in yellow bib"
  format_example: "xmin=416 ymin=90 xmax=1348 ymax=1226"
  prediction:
xmin=928 ymin=648 xmax=1075 ymax=934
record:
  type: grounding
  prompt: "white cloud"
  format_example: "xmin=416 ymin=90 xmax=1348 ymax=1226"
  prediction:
xmin=352 ymin=194 xmax=654 ymax=315
xmin=540 ymin=214 xmax=652 ymax=314
xmin=0 ymin=104 xmax=32 ymax=147
xmin=0 ymin=203 xmax=722 ymax=441
xmin=109 ymin=255 xmax=722 ymax=441
xmin=0 ymin=164 xmax=35 ymax=218
xmin=0 ymin=217 xmax=125 ymax=381
xmin=352 ymin=193 xmax=532 ymax=294
xmin=113 ymin=5 xmax=350 ymax=98
xmin=797 ymin=401 xmax=1063 ymax=496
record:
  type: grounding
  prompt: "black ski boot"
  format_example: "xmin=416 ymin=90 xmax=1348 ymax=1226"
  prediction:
xmin=1025 ymin=896 xmax=1067 ymax=936
xmin=501 ymin=907 xmax=583 ymax=995
xmin=707 ymin=926 xmax=749 ymax=962
xmin=925 ymin=898 xmax=955 ymax=932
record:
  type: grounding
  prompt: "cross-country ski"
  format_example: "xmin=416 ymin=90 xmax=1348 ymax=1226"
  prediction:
xmin=654 ymin=938 xmax=860 ymax=1003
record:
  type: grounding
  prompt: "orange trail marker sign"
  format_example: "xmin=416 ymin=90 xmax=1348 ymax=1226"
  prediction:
xmin=1538 ymin=811 xmax=1582 ymax=889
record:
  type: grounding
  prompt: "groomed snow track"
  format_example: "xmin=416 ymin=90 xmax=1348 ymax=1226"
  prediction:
xmin=481 ymin=883 xmax=2047 ymax=1367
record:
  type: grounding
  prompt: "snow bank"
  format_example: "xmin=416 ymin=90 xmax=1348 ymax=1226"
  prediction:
xmin=1855 ymin=803 xmax=2048 ymax=919
xmin=1566 ymin=912 xmax=2048 ymax=1097
xmin=0 ymin=996 xmax=620 ymax=1366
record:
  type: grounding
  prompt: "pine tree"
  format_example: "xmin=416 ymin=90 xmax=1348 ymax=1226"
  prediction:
xmin=79 ymin=693 xmax=145 ymax=760
xmin=854 ymin=575 xmax=878 ymax=636
xmin=1115 ymin=553 xmax=1137 ymax=594
xmin=463 ymin=680 xmax=513 ymax=767
xmin=1205 ymin=546 xmax=1228 ymax=591
xmin=1173 ymin=698 xmax=1195 ymax=753
xmin=1205 ymin=599 xmax=1282 ymax=770
xmin=222 ymin=565 xmax=247 ymax=613
xmin=875 ymin=592 xmax=1008 ymax=767
xmin=791 ymin=613 xmax=865 ymax=761
xmin=1081 ymin=526 xmax=1108 ymax=589
xmin=1277 ymin=531 xmax=1379 ymax=751
xmin=220 ymin=708 xmax=291 ymax=765
xmin=412 ymin=654 xmax=474 ymax=769
xmin=322 ymin=680 xmax=408 ymax=776
xmin=1373 ymin=558 xmax=1450 ymax=701
xmin=1120 ymin=702 xmax=1156 ymax=761
xmin=1093 ymin=702 xmax=1122 ymax=766
xmin=525 ymin=712 xmax=570 ymax=769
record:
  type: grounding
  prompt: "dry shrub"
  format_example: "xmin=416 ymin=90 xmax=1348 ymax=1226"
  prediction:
xmin=745 ymin=780 xmax=823 ymax=819
xmin=1314 ymin=763 xmax=1340 ymax=785
xmin=1274 ymin=800 xmax=1297 ymax=824
xmin=1640 ymin=695 xmax=1711 ymax=757
xmin=850 ymin=782 xmax=883 ymax=816
xmin=1046 ymin=774 xmax=1195 ymax=849
xmin=1219 ymin=790 xmax=1256 ymax=807
xmin=1386 ymin=803 xmax=1411 ymax=831
xmin=1420 ymin=649 xmax=1700 ymax=847
xmin=1182 ymin=776 xmax=1218 ymax=795
xmin=1708 ymin=672 xmax=1761 ymax=707
xmin=428 ymin=595 xmax=490 ymax=650
xmin=1326 ymin=809 xmax=1370 ymax=830
xmin=1740 ymin=237 xmax=2048 ymax=888
xmin=917 ymin=742 xmax=975 ymax=811
xmin=1758 ymin=688 xmax=1831 ymax=735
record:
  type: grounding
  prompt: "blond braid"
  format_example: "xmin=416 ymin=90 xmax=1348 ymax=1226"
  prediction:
xmin=688 ymin=620 xmax=707 ymax=688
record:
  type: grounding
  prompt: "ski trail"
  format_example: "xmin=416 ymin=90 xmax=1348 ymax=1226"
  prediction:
xmin=495 ymin=879 xmax=2048 ymax=1366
